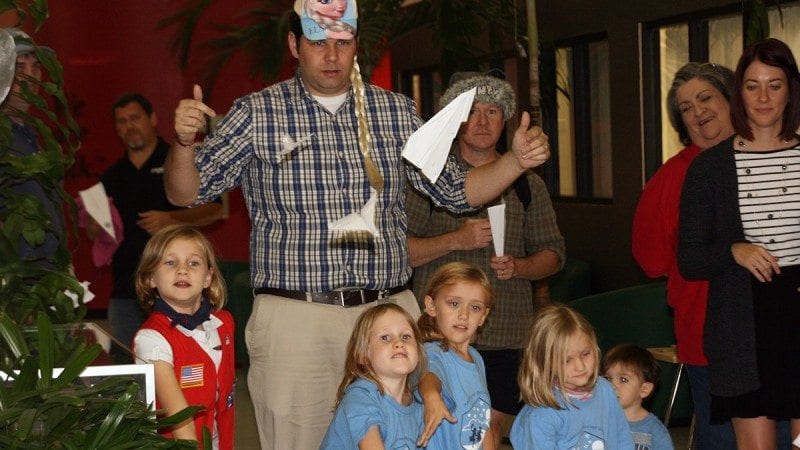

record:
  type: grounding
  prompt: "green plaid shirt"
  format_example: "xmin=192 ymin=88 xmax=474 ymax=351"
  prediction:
xmin=407 ymin=149 xmax=565 ymax=348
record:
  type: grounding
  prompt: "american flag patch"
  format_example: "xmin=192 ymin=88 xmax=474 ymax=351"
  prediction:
xmin=180 ymin=364 xmax=204 ymax=388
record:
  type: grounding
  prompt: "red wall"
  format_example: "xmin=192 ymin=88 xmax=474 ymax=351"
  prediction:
xmin=25 ymin=1 xmax=391 ymax=310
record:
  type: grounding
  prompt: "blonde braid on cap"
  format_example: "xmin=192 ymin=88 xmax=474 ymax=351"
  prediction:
xmin=350 ymin=56 xmax=383 ymax=192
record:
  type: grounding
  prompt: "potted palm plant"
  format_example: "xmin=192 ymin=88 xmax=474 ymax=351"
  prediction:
xmin=0 ymin=3 xmax=205 ymax=448
xmin=0 ymin=312 xmax=202 ymax=448
xmin=0 ymin=2 xmax=84 ymax=327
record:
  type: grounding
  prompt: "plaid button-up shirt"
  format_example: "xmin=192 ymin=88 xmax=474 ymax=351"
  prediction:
xmin=194 ymin=72 xmax=472 ymax=291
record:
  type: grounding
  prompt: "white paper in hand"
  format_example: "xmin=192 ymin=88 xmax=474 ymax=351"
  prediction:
xmin=402 ymin=87 xmax=476 ymax=182
xmin=79 ymin=182 xmax=116 ymax=241
xmin=487 ymin=204 xmax=506 ymax=256
xmin=328 ymin=188 xmax=379 ymax=236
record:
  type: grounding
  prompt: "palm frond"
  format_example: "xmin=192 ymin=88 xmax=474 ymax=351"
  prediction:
xmin=162 ymin=0 xmax=518 ymax=94
xmin=158 ymin=0 xmax=215 ymax=70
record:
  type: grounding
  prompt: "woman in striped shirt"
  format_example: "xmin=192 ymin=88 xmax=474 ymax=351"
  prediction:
xmin=679 ymin=37 xmax=800 ymax=449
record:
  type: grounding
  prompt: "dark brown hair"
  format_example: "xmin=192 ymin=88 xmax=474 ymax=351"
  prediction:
xmin=112 ymin=92 xmax=153 ymax=117
xmin=731 ymin=38 xmax=800 ymax=141
xmin=601 ymin=343 xmax=661 ymax=396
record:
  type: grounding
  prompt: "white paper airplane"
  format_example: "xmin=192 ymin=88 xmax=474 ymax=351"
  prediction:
xmin=328 ymin=188 xmax=379 ymax=236
xmin=279 ymin=132 xmax=314 ymax=156
xmin=402 ymin=87 xmax=476 ymax=182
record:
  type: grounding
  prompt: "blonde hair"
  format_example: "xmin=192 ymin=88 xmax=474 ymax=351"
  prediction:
xmin=350 ymin=56 xmax=383 ymax=192
xmin=134 ymin=225 xmax=226 ymax=311
xmin=518 ymin=304 xmax=599 ymax=409
xmin=417 ymin=262 xmax=494 ymax=350
xmin=334 ymin=303 xmax=426 ymax=407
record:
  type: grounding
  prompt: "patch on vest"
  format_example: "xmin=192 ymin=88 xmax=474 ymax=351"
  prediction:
xmin=180 ymin=363 xmax=204 ymax=388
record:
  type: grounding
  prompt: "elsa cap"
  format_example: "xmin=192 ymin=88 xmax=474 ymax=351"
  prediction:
xmin=294 ymin=0 xmax=358 ymax=41
xmin=440 ymin=72 xmax=516 ymax=120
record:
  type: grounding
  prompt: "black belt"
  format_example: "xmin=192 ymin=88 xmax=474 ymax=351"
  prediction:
xmin=254 ymin=285 xmax=407 ymax=307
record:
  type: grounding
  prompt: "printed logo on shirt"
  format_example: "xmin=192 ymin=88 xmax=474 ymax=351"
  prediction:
xmin=575 ymin=429 xmax=604 ymax=449
xmin=151 ymin=166 xmax=164 ymax=174
xmin=460 ymin=397 xmax=491 ymax=448
xmin=632 ymin=430 xmax=653 ymax=450
xmin=180 ymin=363 xmax=204 ymax=388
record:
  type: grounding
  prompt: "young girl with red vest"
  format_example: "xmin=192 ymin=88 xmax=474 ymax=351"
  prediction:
xmin=133 ymin=225 xmax=234 ymax=449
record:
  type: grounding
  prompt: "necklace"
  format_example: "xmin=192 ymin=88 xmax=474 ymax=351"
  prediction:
xmin=737 ymin=136 xmax=792 ymax=149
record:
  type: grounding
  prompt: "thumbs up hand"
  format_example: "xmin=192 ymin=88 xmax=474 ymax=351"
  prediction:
xmin=510 ymin=111 xmax=550 ymax=170
xmin=174 ymin=84 xmax=217 ymax=146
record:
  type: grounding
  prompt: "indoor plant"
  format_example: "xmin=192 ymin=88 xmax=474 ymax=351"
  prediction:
xmin=0 ymin=3 xmax=206 ymax=448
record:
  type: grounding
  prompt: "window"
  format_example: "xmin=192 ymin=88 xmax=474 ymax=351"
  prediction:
xmin=542 ymin=34 xmax=612 ymax=199
xmin=641 ymin=1 xmax=800 ymax=179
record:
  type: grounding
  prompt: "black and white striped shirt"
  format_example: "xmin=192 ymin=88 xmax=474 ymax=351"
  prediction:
xmin=736 ymin=145 xmax=800 ymax=267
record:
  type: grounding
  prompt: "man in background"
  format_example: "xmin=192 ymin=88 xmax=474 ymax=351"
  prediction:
xmin=406 ymin=73 xmax=565 ymax=448
xmin=88 ymin=93 xmax=223 ymax=348
xmin=1 ymin=29 xmax=64 ymax=269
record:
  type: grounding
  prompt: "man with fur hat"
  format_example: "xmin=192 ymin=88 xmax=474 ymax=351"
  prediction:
xmin=0 ymin=29 xmax=64 ymax=269
xmin=407 ymin=72 xmax=565 ymax=448
xmin=166 ymin=2 xmax=550 ymax=448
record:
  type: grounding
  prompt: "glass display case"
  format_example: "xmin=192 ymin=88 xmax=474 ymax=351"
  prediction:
xmin=14 ymin=321 xmax=155 ymax=405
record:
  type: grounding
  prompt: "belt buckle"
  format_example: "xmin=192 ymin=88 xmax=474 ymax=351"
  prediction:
xmin=336 ymin=290 xmax=366 ymax=307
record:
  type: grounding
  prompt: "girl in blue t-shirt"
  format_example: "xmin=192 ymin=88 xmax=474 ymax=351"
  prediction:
xmin=320 ymin=303 xmax=427 ymax=449
xmin=416 ymin=262 xmax=496 ymax=449
xmin=510 ymin=304 xmax=633 ymax=449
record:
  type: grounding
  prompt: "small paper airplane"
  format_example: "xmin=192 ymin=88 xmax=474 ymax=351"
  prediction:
xmin=279 ymin=132 xmax=315 ymax=156
xmin=328 ymin=188 xmax=379 ymax=236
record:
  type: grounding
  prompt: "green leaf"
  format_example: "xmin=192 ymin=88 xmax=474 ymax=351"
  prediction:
xmin=15 ymin=407 xmax=37 ymax=441
xmin=0 ymin=314 xmax=29 ymax=359
xmin=29 ymin=0 xmax=51 ymax=30
xmin=0 ymin=380 xmax=7 ymax=411
xmin=36 ymin=312 xmax=53 ymax=387
xmin=87 ymin=383 xmax=138 ymax=449
xmin=154 ymin=404 xmax=204 ymax=429
xmin=53 ymin=343 xmax=102 ymax=388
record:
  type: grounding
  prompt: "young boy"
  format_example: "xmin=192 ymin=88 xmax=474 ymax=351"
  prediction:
xmin=602 ymin=344 xmax=674 ymax=450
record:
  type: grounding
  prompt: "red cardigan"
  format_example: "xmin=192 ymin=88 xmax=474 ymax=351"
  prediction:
xmin=632 ymin=144 xmax=709 ymax=365
xmin=140 ymin=310 xmax=236 ymax=449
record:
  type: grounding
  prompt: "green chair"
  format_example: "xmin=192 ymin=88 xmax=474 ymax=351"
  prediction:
xmin=569 ymin=282 xmax=693 ymax=422
xmin=548 ymin=257 xmax=592 ymax=303
xmin=217 ymin=260 xmax=252 ymax=367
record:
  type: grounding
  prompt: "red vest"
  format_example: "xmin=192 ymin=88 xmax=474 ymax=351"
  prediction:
xmin=139 ymin=310 xmax=236 ymax=449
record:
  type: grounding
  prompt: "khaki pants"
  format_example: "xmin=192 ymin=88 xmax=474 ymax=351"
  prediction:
xmin=245 ymin=290 xmax=419 ymax=450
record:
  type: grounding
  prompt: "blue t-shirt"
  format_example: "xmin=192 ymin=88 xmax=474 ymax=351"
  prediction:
xmin=510 ymin=377 xmax=634 ymax=449
xmin=630 ymin=412 xmax=674 ymax=450
xmin=320 ymin=378 xmax=422 ymax=450
xmin=421 ymin=341 xmax=491 ymax=450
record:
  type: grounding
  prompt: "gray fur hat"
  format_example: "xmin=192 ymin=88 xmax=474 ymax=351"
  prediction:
xmin=440 ymin=72 xmax=516 ymax=120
